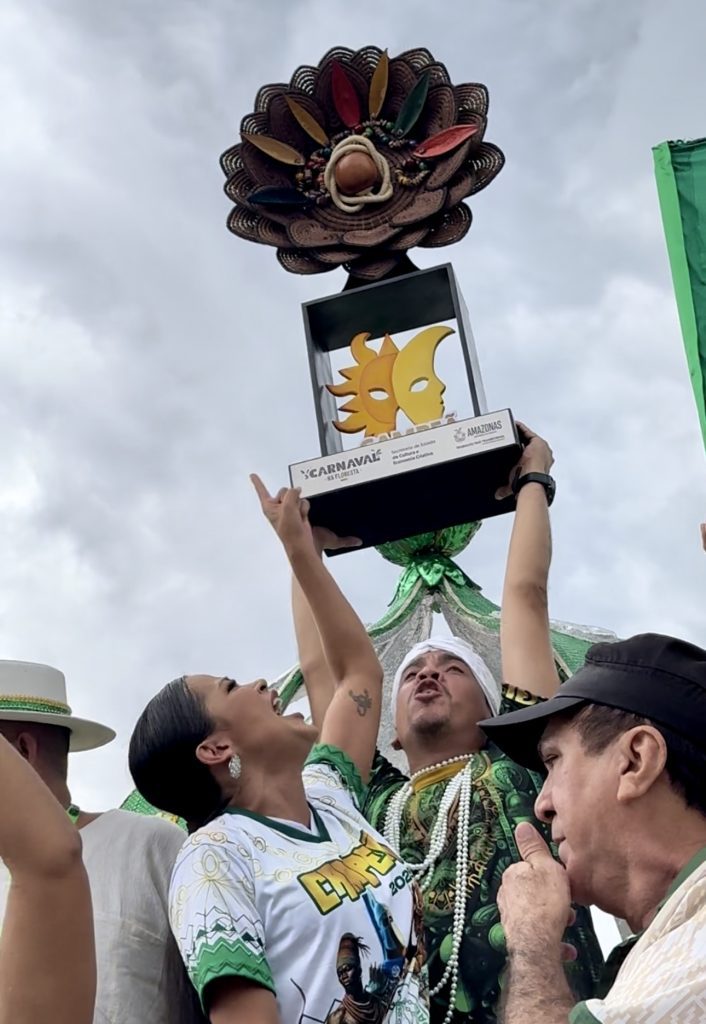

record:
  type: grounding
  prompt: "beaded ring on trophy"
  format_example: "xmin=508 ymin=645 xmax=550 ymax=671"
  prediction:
xmin=220 ymin=46 xmax=504 ymax=282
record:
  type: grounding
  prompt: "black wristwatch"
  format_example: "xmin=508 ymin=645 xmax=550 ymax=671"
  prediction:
xmin=512 ymin=472 xmax=556 ymax=506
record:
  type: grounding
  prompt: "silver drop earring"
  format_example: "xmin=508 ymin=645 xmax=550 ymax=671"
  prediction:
xmin=228 ymin=755 xmax=242 ymax=780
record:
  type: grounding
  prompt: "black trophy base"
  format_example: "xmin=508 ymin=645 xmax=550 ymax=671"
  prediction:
xmin=289 ymin=409 xmax=521 ymax=554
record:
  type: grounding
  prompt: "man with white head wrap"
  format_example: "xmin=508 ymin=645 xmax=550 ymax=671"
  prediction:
xmin=292 ymin=425 xmax=603 ymax=1024
xmin=391 ymin=637 xmax=502 ymax=719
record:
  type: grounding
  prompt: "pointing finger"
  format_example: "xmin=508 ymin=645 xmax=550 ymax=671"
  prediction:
xmin=250 ymin=474 xmax=271 ymax=503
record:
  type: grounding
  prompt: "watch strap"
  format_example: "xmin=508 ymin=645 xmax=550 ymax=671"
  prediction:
xmin=512 ymin=472 xmax=556 ymax=506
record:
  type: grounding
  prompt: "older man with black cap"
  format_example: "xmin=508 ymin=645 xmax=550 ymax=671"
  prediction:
xmin=480 ymin=633 xmax=706 ymax=1023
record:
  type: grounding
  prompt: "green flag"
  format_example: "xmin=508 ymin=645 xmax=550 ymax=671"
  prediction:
xmin=653 ymin=138 xmax=706 ymax=451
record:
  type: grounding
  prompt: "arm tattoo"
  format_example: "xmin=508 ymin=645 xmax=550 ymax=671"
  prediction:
xmin=349 ymin=689 xmax=372 ymax=717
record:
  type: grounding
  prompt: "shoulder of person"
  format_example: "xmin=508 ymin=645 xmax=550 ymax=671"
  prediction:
xmin=106 ymin=808 xmax=187 ymax=853
xmin=359 ymin=751 xmax=406 ymax=827
xmin=304 ymin=743 xmax=368 ymax=811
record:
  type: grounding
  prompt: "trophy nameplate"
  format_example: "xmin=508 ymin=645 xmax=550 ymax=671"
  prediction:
xmin=291 ymin=408 xmax=520 ymax=549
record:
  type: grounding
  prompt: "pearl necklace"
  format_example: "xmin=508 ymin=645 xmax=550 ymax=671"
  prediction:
xmin=384 ymin=754 xmax=473 ymax=1024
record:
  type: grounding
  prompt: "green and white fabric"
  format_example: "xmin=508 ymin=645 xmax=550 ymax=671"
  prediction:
xmin=570 ymin=848 xmax=706 ymax=1023
xmin=654 ymin=138 xmax=706 ymax=452
xmin=169 ymin=744 xmax=429 ymax=1024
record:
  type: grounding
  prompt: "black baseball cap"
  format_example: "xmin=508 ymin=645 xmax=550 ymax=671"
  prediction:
xmin=479 ymin=633 xmax=706 ymax=773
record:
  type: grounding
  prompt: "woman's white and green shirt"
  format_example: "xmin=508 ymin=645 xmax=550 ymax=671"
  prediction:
xmin=169 ymin=744 xmax=429 ymax=1024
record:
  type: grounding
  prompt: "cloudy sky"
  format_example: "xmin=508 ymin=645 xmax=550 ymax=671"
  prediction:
xmin=1 ymin=0 xmax=704 ymax=829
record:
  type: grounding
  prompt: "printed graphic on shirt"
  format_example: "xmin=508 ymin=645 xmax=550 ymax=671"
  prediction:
xmin=298 ymin=830 xmax=402 ymax=914
xmin=324 ymin=886 xmax=427 ymax=1024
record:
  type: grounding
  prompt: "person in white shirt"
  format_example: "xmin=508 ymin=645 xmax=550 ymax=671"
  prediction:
xmin=129 ymin=479 xmax=429 ymax=1024
xmin=0 ymin=661 xmax=201 ymax=1024
xmin=0 ymin=731 xmax=95 ymax=1024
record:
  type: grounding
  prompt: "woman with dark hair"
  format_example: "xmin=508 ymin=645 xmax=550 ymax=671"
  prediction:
xmin=0 ymin=733 xmax=95 ymax=1024
xmin=129 ymin=480 xmax=428 ymax=1024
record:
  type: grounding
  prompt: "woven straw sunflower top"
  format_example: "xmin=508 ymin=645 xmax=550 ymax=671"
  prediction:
xmin=220 ymin=46 xmax=504 ymax=281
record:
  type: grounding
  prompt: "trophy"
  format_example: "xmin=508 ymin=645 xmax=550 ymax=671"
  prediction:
xmin=221 ymin=46 xmax=520 ymax=550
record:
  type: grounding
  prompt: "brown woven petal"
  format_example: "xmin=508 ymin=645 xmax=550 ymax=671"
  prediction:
xmin=426 ymin=140 xmax=473 ymax=190
xmin=391 ymin=189 xmax=446 ymax=226
xmin=383 ymin=59 xmax=419 ymax=120
xmin=394 ymin=48 xmax=436 ymax=74
xmin=387 ymin=224 xmax=430 ymax=250
xmin=342 ymin=222 xmax=402 ymax=247
xmin=288 ymin=219 xmax=343 ymax=247
xmin=220 ymin=143 xmax=243 ymax=178
xmin=267 ymin=93 xmax=323 ymax=154
xmin=465 ymin=142 xmax=505 ymax=196
xmin=417 ymin=62 xmax=454 ymax=90
xmin=348 ymin=45 xmax=387 ymax=82
xmin=234 ymin=199 xmax=303 ymax=230
xmin=344 ymin=252 xmax=405 ymax=280
xmin=239 ymin=111 xmax=271 ymax=137
xmin=227 ymin=207 xmax=290 ymax=247
xmin=416 ymin=84 xmax=456 ymax=138
xmin=253 ymin=82 xmax=288 ymax=114
xmin=224 ymin=165 xmax=254 ymax=202
xmin=239 ymin=140 xmax=294 ymax=189
xmin=444 ymin=170 xmax=475 ymax=207
xmin=419 ymin=204 xmax=472 ymax=248
xmin=454 ymin=83 xmax=490 ymax=118
xmin=309 ymin=246 xmax=361 ymax=265
xmin=289 ymin=62 xmax=319 ymax=96
xmin=277 ymin=249 xmax=330 ymax=274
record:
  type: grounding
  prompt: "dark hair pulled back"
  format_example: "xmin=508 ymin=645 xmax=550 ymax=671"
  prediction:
xmin=129 ymin=677 xmax=225 ymax=827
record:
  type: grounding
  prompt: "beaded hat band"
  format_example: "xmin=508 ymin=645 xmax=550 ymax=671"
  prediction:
xmin=0 ymin=661 xmax=115 ymax=753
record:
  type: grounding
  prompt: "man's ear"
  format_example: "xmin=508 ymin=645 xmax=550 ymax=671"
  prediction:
xmin=15 ymin=730 xmax=40 ymax=766
xmin=616 ymin=726 xmax=668 ymax=804
xmin=195 ymin=734 xmax=233 ymax=769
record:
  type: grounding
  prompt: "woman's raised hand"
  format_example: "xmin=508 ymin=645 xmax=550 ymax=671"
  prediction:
xmin=250 ymin=475 xmax=314 ymax=553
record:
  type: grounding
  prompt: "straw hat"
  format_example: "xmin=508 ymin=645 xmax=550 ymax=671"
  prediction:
xmin=0 ymin=661 xmax=115 ymax=752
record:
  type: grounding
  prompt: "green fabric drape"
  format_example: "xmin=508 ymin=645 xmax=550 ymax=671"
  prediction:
xmin=653 ymin=138 xmax=706 ymax=450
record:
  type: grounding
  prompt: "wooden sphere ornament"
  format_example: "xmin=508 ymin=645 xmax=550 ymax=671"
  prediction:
xmin=334 ymin=151 xmax=380 ymax=195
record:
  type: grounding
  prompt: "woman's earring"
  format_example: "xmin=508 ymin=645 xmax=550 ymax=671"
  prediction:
xmin=228 ymin=755 xmax=242 ymax=780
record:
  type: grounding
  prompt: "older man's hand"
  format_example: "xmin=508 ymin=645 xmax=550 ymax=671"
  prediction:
xmin=498 ymin=822 xmax=573 ymax=957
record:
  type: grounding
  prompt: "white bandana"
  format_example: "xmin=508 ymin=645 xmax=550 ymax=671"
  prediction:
xmin=391 ymin=636 xmax=501 ymax=720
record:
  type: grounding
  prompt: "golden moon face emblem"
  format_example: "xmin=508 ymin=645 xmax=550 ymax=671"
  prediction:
xmin=327 ymin=326 xmax=454 ymax=437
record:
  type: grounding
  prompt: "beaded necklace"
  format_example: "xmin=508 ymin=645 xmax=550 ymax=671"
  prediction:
xmin=384 ymin=754 xmax=473 ymax=1024
xmin=66 ymin=803 xmax=81 ymax=825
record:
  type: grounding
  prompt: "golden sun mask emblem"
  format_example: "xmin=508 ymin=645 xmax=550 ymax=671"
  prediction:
xmin=327 ymin=326 xmax=454 ymax=437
